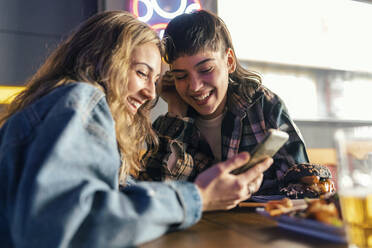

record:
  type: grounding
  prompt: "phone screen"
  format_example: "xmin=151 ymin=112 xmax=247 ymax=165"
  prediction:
xmin=230 ymin=129 xmax=289 ymax=175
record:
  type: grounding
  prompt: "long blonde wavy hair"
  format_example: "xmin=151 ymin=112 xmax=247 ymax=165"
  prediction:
xmin=0 ymin=11 xmax=160 ymax=182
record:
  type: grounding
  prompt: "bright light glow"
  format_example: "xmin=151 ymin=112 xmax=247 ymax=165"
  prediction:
xmin=185 ymin=3 xmax=201 ymax=13
xmin=151 ymin=23 xmax=168 ymax=38
xmin=151 ymin=0 xmax=187 ymax=19
xmin=132 ymin=0 xmax=140 ymax=17
xmin=332 ymin=78 xmax=372 ymax=120
xmin=218 ymin=0 xmax=372 ymax=73
xmin=151 ymin=23 xmax=168 ymax=30
xmin=131 ymin=0 xmax=203 ymax=36
xmin=0 ymin=86 xmax=25 ymax=104
xmin=262 ymin=73 xmax=318 ymax=119
xmin=136 ymin=0 xmax=153 ymax=23
xmin=158 ymin=29 xmax=165 ymax=39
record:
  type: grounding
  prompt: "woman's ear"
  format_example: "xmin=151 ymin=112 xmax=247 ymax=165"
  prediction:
xmin=226 ymin=48 xmax=236 ymax=73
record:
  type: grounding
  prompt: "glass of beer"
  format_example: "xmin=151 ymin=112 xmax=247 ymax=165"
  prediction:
xmin=335 ymin=126 xmax=372 ymax=248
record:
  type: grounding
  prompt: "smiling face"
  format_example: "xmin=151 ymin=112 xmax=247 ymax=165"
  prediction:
xmin=126 ymin=42 xmax=161 ymax=115
xmin=171 ymin=48 xmax=236 ymax=119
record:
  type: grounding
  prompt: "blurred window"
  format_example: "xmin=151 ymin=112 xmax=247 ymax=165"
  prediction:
xmin=219 ymin=0 xmax=372 ymax=121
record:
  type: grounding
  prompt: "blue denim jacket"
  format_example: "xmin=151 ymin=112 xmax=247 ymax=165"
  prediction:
xmin=0 ymin=83 xmax=202 ymax=248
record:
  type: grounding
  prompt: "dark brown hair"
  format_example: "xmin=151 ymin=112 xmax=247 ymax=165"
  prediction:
xmin=163 ymin=10 xmax=262 ymax=99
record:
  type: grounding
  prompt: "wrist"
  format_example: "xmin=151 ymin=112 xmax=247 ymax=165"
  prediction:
xmin=194 ymin=183 xmax=207 ymax=212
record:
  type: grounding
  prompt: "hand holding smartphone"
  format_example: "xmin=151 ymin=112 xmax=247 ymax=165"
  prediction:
xmin=230 ymin=129 xmax=289 ymax=175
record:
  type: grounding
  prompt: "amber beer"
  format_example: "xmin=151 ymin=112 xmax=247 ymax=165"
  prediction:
xmin=340 ymin=189 xmax=372 ymax=248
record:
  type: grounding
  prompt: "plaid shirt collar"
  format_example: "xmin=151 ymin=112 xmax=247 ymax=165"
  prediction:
xmin=227 ymin=84 xmax=265 ymax=117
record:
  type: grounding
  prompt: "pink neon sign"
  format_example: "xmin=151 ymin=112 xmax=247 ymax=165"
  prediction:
xmin=131 ymin=0 xmax=202 ymax=36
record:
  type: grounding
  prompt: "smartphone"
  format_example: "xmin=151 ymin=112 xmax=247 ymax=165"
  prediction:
xmin=230 ymin=129 xmax=289 ymax=175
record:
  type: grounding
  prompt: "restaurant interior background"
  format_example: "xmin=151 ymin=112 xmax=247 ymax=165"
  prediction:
xmin=1 ymin=0 xmax=372 ymax=165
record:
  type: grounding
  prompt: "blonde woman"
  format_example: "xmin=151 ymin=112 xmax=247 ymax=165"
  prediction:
xmin=0 ymin=11 xmax=272 ymax=247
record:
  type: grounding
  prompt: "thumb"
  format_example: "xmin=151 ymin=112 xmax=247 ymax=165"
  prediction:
xmin=217 ymin=152 xmax=250 ymax=174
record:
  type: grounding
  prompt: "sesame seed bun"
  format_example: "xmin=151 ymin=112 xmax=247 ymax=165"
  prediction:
xmin=280 ymin=163 xmax=334 ymax=199
xmin=283 ymin=163 xmax=332 ymax=185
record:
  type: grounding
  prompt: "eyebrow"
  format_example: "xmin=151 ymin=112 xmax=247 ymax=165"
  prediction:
xmin=170 ymin=58 xmax=215 ymax=73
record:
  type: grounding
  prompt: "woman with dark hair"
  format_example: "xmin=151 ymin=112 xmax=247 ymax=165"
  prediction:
xmin=0 ymin=11 xmax=273 ymax=247
xmin=141 ymin=10 xmax=326 ymax=197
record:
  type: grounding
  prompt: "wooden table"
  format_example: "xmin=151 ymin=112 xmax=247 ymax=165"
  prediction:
xmin=140 ymin=208 xmax=347 ymax=248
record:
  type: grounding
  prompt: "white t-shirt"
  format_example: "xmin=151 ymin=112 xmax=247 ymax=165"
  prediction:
xmin=195 ymin=113 xmax=225 ymax=162
xmin=167 ymin=111 xmax=225 ymax=171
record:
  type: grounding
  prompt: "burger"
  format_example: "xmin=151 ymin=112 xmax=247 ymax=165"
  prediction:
xmin=280 ymin=163 xmax=335 ymax=199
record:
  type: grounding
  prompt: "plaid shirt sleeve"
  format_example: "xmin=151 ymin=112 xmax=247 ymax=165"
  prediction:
xmin=258 ymin=88 xmax=310 ymax=193
xmin=138 ymin=114 xmax=213 ymax=182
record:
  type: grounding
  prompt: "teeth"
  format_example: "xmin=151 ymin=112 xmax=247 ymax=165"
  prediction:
xmin=193 ymin=92 xmax=211 ymax=101
xmin=133 ymin=102 xmax=140 ymax=108
xmin=128 ymin=98 xmax=141 ymax=109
